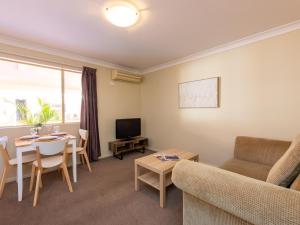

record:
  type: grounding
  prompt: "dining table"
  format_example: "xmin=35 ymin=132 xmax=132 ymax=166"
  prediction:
xmin=14 ymin=134 xmax=77 ymax=202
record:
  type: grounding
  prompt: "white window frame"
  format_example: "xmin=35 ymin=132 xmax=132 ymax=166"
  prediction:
xmin=0 ymin=56 xmax=82 ymax=128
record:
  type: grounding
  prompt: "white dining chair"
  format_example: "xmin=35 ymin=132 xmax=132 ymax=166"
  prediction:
xmin=66 ymin=129 xmax=92 ymax=172
xmin=30 ymin=139 xmax=73 ymax=207
xmin=0 ymin=136 xmax=36 ymax=198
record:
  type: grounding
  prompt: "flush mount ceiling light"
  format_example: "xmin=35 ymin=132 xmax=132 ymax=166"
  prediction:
xmin=105 ymin=2 xmax=140 ymax=27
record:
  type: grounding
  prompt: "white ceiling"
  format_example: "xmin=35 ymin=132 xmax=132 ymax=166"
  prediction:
xmin=0 ymin=0 xmax=300 ymax=72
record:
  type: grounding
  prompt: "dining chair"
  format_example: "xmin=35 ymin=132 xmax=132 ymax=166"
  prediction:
xmin=0 ymin=136 xmax=36 ymax=198
xmin=30 ymin=139 xmax=73 ymax=207
xmin=66 ymin=129 xmax=92 ymax=172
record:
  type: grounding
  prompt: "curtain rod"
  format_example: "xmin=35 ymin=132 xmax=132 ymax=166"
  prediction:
xmin=0 ymin=50 xmax=83 ymax=72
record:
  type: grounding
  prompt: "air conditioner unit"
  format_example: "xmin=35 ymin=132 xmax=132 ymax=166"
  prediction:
xmin=111 ymin=70 xmax=142 ymax=83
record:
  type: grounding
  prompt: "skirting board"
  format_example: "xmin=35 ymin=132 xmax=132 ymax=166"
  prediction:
xmin=147 ymin=147 xmax=160 ymax=152
xmin=98 ymin=154 xmax=113 ymax=159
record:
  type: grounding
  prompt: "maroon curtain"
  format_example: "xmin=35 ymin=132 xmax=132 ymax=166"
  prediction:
xmin=80 ymin=67 xmax=101 ymax=161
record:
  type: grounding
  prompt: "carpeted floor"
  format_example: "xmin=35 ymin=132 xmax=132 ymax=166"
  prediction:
xmin=0 ymin=150 xmax=182 ymax=225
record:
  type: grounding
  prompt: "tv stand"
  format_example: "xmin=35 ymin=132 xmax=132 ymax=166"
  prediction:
xmin=109 ymin=137 xmax=148 ymax=160
xmin=122 ymin=138 xmax=135 ymax=141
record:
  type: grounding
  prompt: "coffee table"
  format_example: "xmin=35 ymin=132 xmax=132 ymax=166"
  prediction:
xmin=134 ymin=149 xmax=198 ymax=208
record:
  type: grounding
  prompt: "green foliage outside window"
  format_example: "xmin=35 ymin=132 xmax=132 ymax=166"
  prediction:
xmin=16 ymin=98 xmax=59 ymax=127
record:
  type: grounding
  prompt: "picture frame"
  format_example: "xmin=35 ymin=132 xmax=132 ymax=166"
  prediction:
xmin=178 ymin=77 xmax=220 ymax=108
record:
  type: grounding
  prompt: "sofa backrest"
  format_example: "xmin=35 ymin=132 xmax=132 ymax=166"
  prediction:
xmin=234 ymin=136 xmax=291 ymax=166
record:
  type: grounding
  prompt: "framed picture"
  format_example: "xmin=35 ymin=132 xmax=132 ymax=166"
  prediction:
xmin=178 ymin=77 xmax=220 ymax=108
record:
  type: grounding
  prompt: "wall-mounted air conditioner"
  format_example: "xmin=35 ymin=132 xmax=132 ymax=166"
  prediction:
xmin=111 ymin=70 xmax=142 ymax=83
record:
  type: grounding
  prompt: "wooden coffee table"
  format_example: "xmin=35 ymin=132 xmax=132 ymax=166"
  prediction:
xmin=134 ymin=149 xmax=198 ymax=208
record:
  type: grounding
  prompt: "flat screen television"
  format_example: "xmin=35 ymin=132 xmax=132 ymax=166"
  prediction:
xmin=116 ymin=118 xmax=141 ymax=139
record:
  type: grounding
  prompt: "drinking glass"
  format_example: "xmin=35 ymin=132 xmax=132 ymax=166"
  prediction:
xmin=53 ymin=125 xmax=60 ymax=133
xmin=30 ymin=128 xmax=37 ymax=136
xmin=45 ymin=124 xmax=53 ymax=133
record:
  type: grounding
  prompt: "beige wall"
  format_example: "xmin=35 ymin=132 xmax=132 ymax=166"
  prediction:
xmin=141 ymin=29 xmax=300 ymax=166
xmin=98 ymin=67 xmax=141 ymax=158
xmin=0 ymin=43 xmax=141 ymax=180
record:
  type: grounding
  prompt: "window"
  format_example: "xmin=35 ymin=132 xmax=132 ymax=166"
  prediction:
xmin=0 ymin=59 xmax=82 ymax=127
xmin=64 ymin=71 xmax=82 ymax=122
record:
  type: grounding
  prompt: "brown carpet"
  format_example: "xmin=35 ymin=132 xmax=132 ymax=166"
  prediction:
xmin=0 ymin=150 xmax=182 ymax=225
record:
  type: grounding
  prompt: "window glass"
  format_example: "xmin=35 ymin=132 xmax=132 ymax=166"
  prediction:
xmin=0 ymin=60 xmax=62 ymax=126
xmin=64 ymin=71 xmax=82 ymax=122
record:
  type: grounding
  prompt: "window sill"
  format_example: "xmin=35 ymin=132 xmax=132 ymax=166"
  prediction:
xmin=0 ymin=122 xmax=80 ymax=130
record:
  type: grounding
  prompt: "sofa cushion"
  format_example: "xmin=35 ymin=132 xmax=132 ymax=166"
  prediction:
xmin=221 ymin=159 xmax=271 ymax=181
xmin=290 ymin=174 xmax=300 ymax=191
xmin=278 ymin=163 xmax=300 ymax=188
xmin=266 ymin=134 xmax=300 ymax=186
xmin=234 ymin=136 xmax=290 ymax=166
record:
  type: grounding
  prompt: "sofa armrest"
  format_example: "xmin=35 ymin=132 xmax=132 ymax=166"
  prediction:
xmin=172 ymin=160 xmax=300 ymax=225
xmin=234 ymin=136 xmax=291 ymax=166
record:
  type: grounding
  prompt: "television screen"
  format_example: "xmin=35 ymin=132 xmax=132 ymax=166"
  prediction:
xmin=116 ymin=118 xmax=141 ymax=139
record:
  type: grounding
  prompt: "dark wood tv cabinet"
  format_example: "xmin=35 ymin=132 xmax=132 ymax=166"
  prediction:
xmin=109 ymin=137 xmax=148 ymax=160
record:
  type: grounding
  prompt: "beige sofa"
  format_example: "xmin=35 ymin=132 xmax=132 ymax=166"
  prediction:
xmin=172 ymin=136 xmax=300 ymax=225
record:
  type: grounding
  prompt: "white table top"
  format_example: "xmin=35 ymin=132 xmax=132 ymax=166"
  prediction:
xmin=15 ymin=134 xmax=76 ymax=148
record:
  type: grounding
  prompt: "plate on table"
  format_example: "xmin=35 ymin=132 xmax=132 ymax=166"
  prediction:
xmin=37 ymin=136 xmax=59 ymax=141
xmin=19 ymin=135 xmax=40 ymax=140
xmin=50 ymin=132 xmax=67 ymax=136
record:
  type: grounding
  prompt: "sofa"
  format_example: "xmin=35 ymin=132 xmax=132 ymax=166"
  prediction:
xmin=172 ymin=136 xmax=300 ymax=225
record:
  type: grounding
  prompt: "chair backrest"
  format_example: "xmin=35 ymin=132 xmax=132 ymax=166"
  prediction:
xmin=79 ymin=129 xmax=88 ymax=149
xmin=34 ymin=140 xmax=67 ymax=156
xmin=0 ymin=136 xmax=9 ymax=167
xmin=0 ymin=136 xmax=8 ymax=150
xmin=79 ymin=129 xmax=88 ymax=141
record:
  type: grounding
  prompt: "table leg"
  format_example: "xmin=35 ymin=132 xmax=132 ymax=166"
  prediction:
xmin=159 ymin=173 xmax=166 ymax=208
xmin=135 ymin=163 xmax=140 ymax=191
xmin=17 ymin=149 xmax=23 ymax=202
xmin=71 ymin=139 xmax=77 ymax=183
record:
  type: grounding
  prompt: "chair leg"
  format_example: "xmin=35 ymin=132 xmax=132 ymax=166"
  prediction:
xmin=39 ymin=170 xmax=43 ymax=189
xmin=65 ymin=153 xmax=70 ymax=165
xmin=33 ymin=169 xmax=42 ymax=207
xmin=29 ymin=165 xmax=36 ymax=192
xmin=61 ymin=164 xmax=73 ymax=192
xmin=80 ymin=154 xmax=85 ymax=165
xmin=0 ymin=166 xmax=8 ymax=198
xmin=83 ymin=151 xmax=92 ymax=173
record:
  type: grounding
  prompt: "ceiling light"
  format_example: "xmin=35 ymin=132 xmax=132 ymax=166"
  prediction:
xmin=105 ymin=3 xmax=140 ymax=28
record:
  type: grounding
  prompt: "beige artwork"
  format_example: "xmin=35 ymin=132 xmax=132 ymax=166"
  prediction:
xmin=179 ymin=77 xmax=219 ymax=108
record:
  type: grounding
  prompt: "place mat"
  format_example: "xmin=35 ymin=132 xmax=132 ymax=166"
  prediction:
xmin=37 ymin=136 xmax=59 ymax=141
xmin=50 ymin=132 xmax=67 ymax=136
xmin=19 ymin=135 xmax=40 ymax=140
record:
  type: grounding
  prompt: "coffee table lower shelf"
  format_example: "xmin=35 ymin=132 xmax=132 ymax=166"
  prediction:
xmin=135 ymin=149 xmax=199 ymax=208
xmin=138 ymin=172 xmax=172 ymax=190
